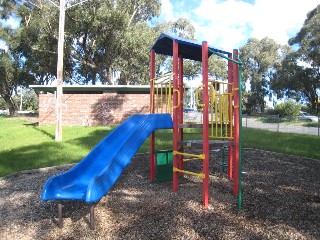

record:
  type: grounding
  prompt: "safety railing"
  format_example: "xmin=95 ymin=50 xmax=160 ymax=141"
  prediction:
xmin=151 ymin=73 xmax=185 ymax=114
xmin=209 ymin=80 xmax=234 ymax=139
xmin=151 ymin=73 xmax=174 ymax=114
xmin=195 ymin=80 xmax=234 ymax=139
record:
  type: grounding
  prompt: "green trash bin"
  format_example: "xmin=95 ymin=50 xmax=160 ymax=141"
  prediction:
xmin=155 ymin=150 xmax=173 ymax=183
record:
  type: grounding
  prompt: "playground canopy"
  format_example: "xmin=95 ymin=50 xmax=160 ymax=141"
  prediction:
xmin=151 ymin=33 xmax=231 ymax=62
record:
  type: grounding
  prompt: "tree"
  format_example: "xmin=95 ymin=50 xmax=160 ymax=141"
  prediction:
xmin=0 ymin=49 xmax=35 ymax=115
xmin=208 ymin=56 xmax=227 ymax=80
xmin=289 ymin=4 xmax=320 ymax=67
xmin=0 ymin=97 xmax=7 ymax=109
xmin=0 ymin=50 xmax=16 ymax=114
xmin=279 ymin=4 xmax=320 ymax=114
xmin=65 ymin=0 xmax=161 ymax=84
xmin=271 ymin=51 xmax=319 ymax=113
xmin=116 ymin=23 xmax=159 ymax=85
xmin=240 ymin=37 xmax=286 ymax=114
xmin=1 ymin=0 xmax=161 ymax=85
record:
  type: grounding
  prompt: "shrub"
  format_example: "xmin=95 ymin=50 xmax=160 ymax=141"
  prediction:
xmin=274 ymin=100 xmax=301 ymax=117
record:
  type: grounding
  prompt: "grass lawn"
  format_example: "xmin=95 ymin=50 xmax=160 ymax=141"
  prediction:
xmin=0 ymin=115 xmax=319 ymax=177
xmin=0 ymin=116 xmax=113 ymax=177
xmin=243 ymin=128 xmax=320 ymax=159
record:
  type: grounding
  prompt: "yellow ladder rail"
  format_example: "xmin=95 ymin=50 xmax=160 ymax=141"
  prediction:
xmin=173 ymin=167 xmax=205 ymax=179
xmin=173 ymin=151 xmax=205 ymax=160
xmin=183 ymin=157 xmax=203 ymax=162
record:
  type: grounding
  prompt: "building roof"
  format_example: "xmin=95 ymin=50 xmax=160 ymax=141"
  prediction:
xmin=151 ymin=33 xmax=231 ymax=62
xmin=30 ymin=85 xmax=151 ymax=94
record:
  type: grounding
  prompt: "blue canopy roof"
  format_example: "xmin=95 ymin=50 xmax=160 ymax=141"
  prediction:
xmin=151 ymin=33 xmax=231 ymax=62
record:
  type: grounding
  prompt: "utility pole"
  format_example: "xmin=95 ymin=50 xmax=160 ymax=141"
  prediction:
xmin=55 ymin=0 xmax=65 ymax=141
xmin=51 ymin=0 xmax=89 ymax=141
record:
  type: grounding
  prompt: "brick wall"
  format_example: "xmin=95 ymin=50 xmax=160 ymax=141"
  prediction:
xmin=39 ymin=92 xmax=150 ymax=126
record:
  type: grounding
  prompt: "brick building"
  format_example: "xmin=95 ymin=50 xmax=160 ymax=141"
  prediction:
xmin=30 ymin=85 xmax=151 ymax=126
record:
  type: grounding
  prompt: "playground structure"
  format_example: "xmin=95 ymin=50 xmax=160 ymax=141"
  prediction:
xmin=41 ymin=33 xmax=243 ymax=230
xmin=149 ymin=33 xmax=243 ymax=208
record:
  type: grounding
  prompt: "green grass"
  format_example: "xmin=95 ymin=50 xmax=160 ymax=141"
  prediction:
xmin=0 ymin=116 xmax=319 ymax=177
xmin=243 ymin=128 xmax=320 ymax=160
xmin=0 ymin=116 xmax=114 ymax=177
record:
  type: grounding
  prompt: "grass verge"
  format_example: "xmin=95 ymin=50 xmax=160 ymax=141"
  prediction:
xmin=243 ymin=128 xmax=320 ymax=160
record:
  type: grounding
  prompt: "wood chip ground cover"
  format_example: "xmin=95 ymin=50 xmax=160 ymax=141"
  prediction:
xmin=0 ymin=149 xmax=319 ymax=239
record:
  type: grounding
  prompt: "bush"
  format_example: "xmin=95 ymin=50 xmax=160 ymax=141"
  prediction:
xmin=274 ymin=100 xmax=301 ymax=117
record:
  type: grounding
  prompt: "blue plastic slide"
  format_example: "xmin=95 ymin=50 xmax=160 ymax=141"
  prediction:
xmin=41 ymin=114 xmax=173 ymax=203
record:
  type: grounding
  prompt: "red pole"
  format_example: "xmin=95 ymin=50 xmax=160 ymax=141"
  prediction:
xmin=150 ymin=49 xmax=156 ymax=182
xmin=178 ymin=56 xmax=184 ymax=174
xmin=233 ymin=49 xmax=240 ymax=196
xmin=173 ymin=40 xmax=179 ymax=192
xmin=227 ymin=53 xmax=233 ymax=180
xmin=202 ymin=41 xmax=209 ymax=207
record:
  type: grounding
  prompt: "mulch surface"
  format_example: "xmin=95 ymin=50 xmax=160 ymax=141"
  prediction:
xmin=0 ymin=149 xmax=319 ymax=239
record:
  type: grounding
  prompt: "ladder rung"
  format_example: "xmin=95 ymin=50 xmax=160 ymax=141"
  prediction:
xmin=184 ymin=132 xmax=203 ymax=134
xmin=178 ymin=124 xmax=203 ymax=128
xmin=173 ymin=151 xmax=205 ymax=160
xmin=173 ymin=167 xmax=205 ymax=179
xmin=183 ymin=158 xmax=203 ymax=162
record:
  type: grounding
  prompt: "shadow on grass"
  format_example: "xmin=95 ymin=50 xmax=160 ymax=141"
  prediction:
xmin=0 ymin=128 xmax=111 ymax=177
xmin=23 ymin=123 xmax=55 ymax=140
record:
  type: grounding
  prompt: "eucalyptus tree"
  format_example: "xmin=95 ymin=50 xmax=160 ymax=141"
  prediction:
xmin=289 ymin=4 xmax=320 ymax=67
xmin=0 ymin=49 xmax=35 ymax=115
xmin=279 ymin=4 xmax=320 ymax=113
xmin=0 ymin=0 xmax=161 ymax=85
xmin=0 ymin=50 xmax=17 ymax=114
xmin=65 ymin=0 xmax=161 ymax=84
xmin=271 ymin=51 xmax=319 ymax=113
xmin=240 ymin=37 xmax=286 ymax=114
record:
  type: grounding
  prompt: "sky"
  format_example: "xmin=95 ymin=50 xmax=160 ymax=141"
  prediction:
xmin=1 ymin=0 xmax=318 ymax=51
xmin=157 ymin=0 xmax=319 ymax=51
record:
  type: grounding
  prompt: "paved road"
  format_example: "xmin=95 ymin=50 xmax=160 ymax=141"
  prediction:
xmin=243 ymin=117 xmax=320 ymax=136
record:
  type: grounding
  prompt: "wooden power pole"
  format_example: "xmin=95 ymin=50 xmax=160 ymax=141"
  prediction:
xmin=55 ymin=0 xmax=65 ymax=141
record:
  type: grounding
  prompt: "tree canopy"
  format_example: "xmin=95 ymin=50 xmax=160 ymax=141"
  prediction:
xmin=0 ymin=0 xmax=162 ymax=85
xmin=0 ymin=49 xmax=35 ymax=114
xmin=239 ymin=37 xmax=287 ymax=114
xmin=289 ymin=4 xmax=320 ymax=67
xmin=272 ymin=4 xmax=320 ymax=113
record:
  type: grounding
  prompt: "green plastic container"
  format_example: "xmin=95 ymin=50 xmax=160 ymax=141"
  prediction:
xmin=155 ymin=150 xmax=173 ymax=182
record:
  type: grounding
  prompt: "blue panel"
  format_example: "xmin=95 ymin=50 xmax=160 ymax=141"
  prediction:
xmin=151 ymin=33 xmax=231 ymax=61
xmin=41 ymin=114 xmax=173 ymax=203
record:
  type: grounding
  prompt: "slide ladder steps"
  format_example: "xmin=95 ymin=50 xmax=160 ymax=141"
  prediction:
xmin=173 ymin=150 xmax=205 ymax=179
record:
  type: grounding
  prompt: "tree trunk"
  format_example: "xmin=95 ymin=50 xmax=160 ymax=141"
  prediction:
xmin=108 ymin=67 xmax=113 ymax=85
xmin=3 ymin=95 xmax=16 ymax=115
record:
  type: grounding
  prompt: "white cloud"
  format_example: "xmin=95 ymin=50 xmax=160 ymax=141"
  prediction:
xmin=192 ymin=0 xmax=252 ymax=50
xmin=159 ymin=0 xmax=319 ymax=50
xmin=249 ymin=0 xmax=319 ymax=45
xmin=0 ymin=40 xmax=8 ymax=51
xmin=160 ymin=0 xmax=175 ymax=21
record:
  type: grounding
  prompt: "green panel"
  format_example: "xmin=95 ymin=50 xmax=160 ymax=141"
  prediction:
xmin=157 ymin=151 xmax=173 ymax=165
xmin=155 ymin=151 xmax=173 ymax=182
